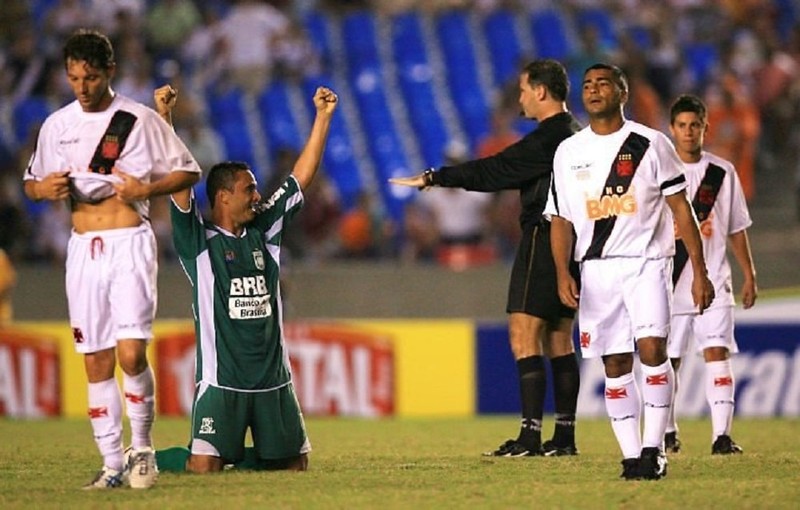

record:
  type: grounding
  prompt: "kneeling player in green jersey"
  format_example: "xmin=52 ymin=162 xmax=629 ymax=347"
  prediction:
xmin=160 ymin=85 xmax=339 ymax=472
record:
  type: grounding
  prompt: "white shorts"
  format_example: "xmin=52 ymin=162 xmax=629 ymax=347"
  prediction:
xmin=66 ymin=223 xmax=158 ymax=354
xmin=578 ymin=257 xmax=672 ymax=358
xmin=668 ymin=306 xmax=738 ymax=358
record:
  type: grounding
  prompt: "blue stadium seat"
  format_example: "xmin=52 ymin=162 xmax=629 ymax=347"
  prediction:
xmin=391 ymin=11 xmax=449 ymax=168
xmin=13 ymin=96 xmax=52 ymax=145
xmin=258 ymin=79 xmax=303 ymax=153
xmin=435 ymin=10 xmax=490 ymax=149
xmin=300 ymin=75 xmax=364 ymax=210
xmin=341 ymin=11 xmax=412 ymax=220
xmin=684 ymin=42 xmax=719 ymax=90
xmin=303 ymin=10 xmax=335 ymax=69
xmin=530 ymin=9 xmax=573 ymax=60
xmin=483 ymin=9 xmax=523 ymax=87
xmin=574 ymin=8 xmax=617 ymax=50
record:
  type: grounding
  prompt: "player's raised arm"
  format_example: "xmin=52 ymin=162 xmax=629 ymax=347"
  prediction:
xmin=292 ymin=86 xmax=338 ymax=191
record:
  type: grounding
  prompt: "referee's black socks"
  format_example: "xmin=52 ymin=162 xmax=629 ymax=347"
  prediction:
xmin=516 ymin=355 xmax=546 ymax=448
xmin=550 ymin=353 xmax=580 ymax=447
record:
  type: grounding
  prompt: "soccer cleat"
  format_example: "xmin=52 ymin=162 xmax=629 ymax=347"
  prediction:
xmin=664 ymin=431 xmax=682 ymax=454
xmin=125 ymin=446 xmax=159 ymax=489
xmin=482 ymin=439 xmax=542 ymax=457
xmin=542 ymin=440 xmax=579 ymax=456
xmin=619 ymin=458 xmax=641 ymax=480
xmin=711 ymin=435 xmax=743 ymax=455
xmin=638 ymin=447 xmax=668 ymax=480
xmin=82 ymin=466 xmax=125 ymax=489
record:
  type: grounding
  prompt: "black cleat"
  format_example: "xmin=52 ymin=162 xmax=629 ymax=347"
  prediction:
xmin=639 ymin=447 xmax=668 ymax=480
xmin=712 ymin=435 xmax=743 ymax=455
xmin=542 ymin=440 xmax=579 ymax=456
xmin=664 ymin=431 xmax=682 ymax=454
xmin=482 ymin=439 xmax=542 ymax=457
xmin=620 ymin=458 xmax=641 ymax=480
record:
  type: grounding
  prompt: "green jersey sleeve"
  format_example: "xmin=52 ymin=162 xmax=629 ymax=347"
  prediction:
xmin=251 ymin=175 xmax=304 ymax=239
xmin=170 ymin=191 xmax=206 ymax=261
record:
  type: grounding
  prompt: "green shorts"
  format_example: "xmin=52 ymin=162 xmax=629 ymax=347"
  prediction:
xmin=190 ymin=382 xmax=310 ymax=464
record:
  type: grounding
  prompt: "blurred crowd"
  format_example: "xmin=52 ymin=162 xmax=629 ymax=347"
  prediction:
xmin=1 ymin=0 xmax=799 ymax=270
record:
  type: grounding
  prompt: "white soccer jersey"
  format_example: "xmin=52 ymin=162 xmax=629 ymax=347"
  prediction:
xmin=546 ymin=120 xmax=687 ymax=260
xmin=24 ymin=93 xmax=201 ymax=218
xmin=673 ymin=152 xmax=752 ymax=313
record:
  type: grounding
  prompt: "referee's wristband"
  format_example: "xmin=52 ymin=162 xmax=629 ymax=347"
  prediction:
xmin=422 ymin=168 xmax=436 ymax=188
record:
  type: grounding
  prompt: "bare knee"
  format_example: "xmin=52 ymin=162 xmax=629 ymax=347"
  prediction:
xmin=116 ymin=339 xmax=149 ymax=375
xmin=603 ymin=353 xmax=633 ymax=378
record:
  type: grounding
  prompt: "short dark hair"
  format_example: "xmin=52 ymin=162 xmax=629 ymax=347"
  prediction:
xmin=206 ymin=161 xmax=251 ymax=208
xmin=523 ymin=59 xmax=569 ymax=102
xmin=584 ymin=63 xmax=628 ymax=93
xmin=63 ymin=29 xmax=115 ymax=70
xmin=669 ymin=94 xmax=707 ymax=124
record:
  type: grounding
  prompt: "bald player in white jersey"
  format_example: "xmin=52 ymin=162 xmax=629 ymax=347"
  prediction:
xmin=23 ymin=29 xmax=200 ymax=489
xmin=546 ymin=64 xmax=715 ymax=481
xmin=665 ymin=94 xmax=757 ymax=456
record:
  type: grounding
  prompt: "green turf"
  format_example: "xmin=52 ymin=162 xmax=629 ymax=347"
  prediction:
xmin=1 ymin=417 xmax=798 ymax=509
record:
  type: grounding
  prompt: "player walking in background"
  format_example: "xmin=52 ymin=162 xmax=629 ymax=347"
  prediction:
xmin=166 ymin=86 xmax=338 ymax=473
xmin=547 ymin=64 xmax=715 ymax=480
xmin=665 ymin=94 xmax=757 ymax=455
xmin=391 ymin=59 xmax=582 ymax=457
xmin=22 ymin=29 xmax=201 ymax=489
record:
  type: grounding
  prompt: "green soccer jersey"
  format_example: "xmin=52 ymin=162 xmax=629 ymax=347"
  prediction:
xmin=170 ymin=176 xmax=303 ymax=391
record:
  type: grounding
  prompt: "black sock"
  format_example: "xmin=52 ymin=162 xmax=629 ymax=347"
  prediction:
xmin=550 ymin=353 xmax=580 ymax=446
xmin=516 ymin=355 xmax=545 ymax=447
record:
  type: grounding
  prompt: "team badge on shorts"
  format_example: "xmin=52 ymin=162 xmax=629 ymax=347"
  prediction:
xmin=252 ymin=250 xmax=265 ymax=270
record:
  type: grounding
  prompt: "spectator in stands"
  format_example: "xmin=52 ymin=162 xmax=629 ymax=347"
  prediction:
xmin=216 ymin=0 xmax=291 ymax=92
xmin=145 ymin=0 xmax=202 ymax=60
xmin=704 ymin=71 xmax=760 ymax=201
xmin=419 ymin=141 xmax=493 ymax=255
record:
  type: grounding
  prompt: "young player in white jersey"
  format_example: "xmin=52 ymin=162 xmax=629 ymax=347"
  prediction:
xmin=165 ymin=86 xmax=338 ymax=474
xmin=665 ymin=94 xmax=757 ymax=455
xmin=546 ymin=64 xmax=715 ymax=480
xmin=23 ymin=30 xmax=201 ymax=489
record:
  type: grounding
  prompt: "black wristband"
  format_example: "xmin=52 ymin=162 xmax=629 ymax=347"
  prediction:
xmin=422 ymin=168 xmax=435 ymax=188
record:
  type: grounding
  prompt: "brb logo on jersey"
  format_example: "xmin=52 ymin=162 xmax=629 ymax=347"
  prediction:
xmin=586 ymin=185 xmax=638 ymax=220
xmin=228 ymin=275 xmax=272 ymax=319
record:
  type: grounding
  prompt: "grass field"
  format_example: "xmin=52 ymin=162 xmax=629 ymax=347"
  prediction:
xmin=1 ymin=417 xmax=798 ymax=509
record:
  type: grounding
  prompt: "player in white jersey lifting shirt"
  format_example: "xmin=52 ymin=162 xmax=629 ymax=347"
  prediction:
xmin=545 ymin=64 xmax=715 ymax=481
xmin=665 ymin=94 xmax=756 ymax=456
xmin=23 ymin=29 xmax=201 ymax=489
xmin=169 ymin=86 xmax=339 ymax=473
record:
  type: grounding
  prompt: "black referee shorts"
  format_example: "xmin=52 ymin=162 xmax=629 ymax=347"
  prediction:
xmin=506 ymin=221 xmax=579 ymax=321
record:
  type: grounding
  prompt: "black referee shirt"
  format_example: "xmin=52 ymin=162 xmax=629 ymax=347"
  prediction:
xmin=431 ymin=111 xmax=581 ymax=230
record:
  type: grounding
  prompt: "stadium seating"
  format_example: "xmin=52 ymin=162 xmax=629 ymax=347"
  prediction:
xmin=391 ymin=11 xmax=449 ymax=169
xmin=482 ymin=8 xmax=524 ymax=88
xmin=435 ymin=10 xmax=490 ymax=149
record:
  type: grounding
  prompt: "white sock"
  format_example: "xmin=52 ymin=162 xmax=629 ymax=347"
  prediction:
xmin=706 ymin=359 xmax=735 ymax=440
xmin=640 ymin=360 xmax=675 ymax=449
xmin=88 ymin=378 xmax=124 ymax=471
xmin=604 ymin=372 xmax=641 ymax=459
xmin=666 ymin=362 xmax=679 ymax=435
xmin=123 ymin=366 xmax=155 ymax=449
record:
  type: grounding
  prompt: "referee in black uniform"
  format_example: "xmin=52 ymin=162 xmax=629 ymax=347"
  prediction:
xmin=391 ymin=59 xmax=582 ymax=456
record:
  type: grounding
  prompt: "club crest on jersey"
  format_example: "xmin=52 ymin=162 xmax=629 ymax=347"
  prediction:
xmin=225 ymin=250 xmax=235 ymax=262
xmin=101 ymin=135 xmax=120 ymax=160
xmin=616 ymin=154 xmax=633 ymax=176
xmin=698 ymin=184 xmax=716 ymax=209
xmin=252 ymin=250 xmax=265 ymax=270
